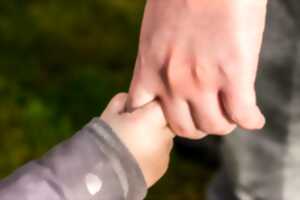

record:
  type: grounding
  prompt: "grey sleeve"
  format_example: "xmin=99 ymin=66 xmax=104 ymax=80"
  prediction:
xmin=0 ymin=118 xmax=147 ymax=200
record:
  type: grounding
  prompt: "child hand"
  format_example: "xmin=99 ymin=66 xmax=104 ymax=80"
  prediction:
xmin=101 ymin=93 xmax=175 ymax=188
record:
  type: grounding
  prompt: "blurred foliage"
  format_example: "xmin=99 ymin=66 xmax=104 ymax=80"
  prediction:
xmin=149 ymin=153 xmax=214 ymax=200
xmin=0 ymin=1 xmax=212 ymax=199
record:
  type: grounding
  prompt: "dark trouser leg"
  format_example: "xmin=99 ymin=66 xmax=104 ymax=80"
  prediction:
xmin=207 ymin=0 xmax=300 ymax=199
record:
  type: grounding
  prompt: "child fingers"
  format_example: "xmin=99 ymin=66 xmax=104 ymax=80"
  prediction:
xmin=164 ymin=129 xmax=175 ymax=153
xmin=151 ymin=127 xmax=174 ymax=155
xmin=163 ymin=127 xmax=176 ymax=140
xmin=104 ymin=93 xmax=128 ymax=115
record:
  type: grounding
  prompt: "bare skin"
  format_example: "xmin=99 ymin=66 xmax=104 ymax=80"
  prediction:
xmin=101 ymin=93 xmax=175 ymax=187
xmin=128 ymin=0 xmax=267 ymax=139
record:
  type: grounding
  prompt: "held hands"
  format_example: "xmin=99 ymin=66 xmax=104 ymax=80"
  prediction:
xmin=101 ymin=93 xmax=175 ymax=188
xmin=129 ymin=0 xmax=267 ymax=139
xmin=101 ymin=0 xmax=268 ymax=189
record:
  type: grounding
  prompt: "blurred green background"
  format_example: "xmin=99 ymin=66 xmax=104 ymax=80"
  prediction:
xmin=0 ymin=1 xmax=216 ymax=199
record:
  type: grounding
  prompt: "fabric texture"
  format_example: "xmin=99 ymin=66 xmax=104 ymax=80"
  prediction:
xmin=208 ymin=0 xmax=300 ymax=199
xmin=0 ymin=118 xmax=147 ymax=200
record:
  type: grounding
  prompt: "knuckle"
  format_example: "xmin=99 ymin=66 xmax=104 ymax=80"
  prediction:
xmin=161 ymin=63 xmax=185 ymax=93
xmin=163 ymin=64 xmax=176 ymax=88
xmin=191 ymin=65 xmax=214 ymax=87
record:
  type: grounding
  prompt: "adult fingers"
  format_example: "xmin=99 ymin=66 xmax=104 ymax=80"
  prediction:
xmin=222 ymin=82 xmax=265 ymax=130
xmin=133 ymin=100 xmax=167 ymax=128
xmin=189 ymin=91 xmax=236 ymax=135
xmin=161 ymin=97 xmax=207 ymax=139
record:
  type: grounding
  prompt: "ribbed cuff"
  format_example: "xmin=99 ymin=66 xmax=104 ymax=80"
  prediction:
xmin=86 ymin=118 xmax=147 ymax=200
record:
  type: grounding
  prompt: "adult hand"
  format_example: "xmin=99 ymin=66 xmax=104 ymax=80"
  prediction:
xmin=128 ymin=0 xmax=267 ymax=139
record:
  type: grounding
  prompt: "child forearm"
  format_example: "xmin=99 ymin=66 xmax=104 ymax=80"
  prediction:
xmin=0 ymin=118 xmax=147 ymax=200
